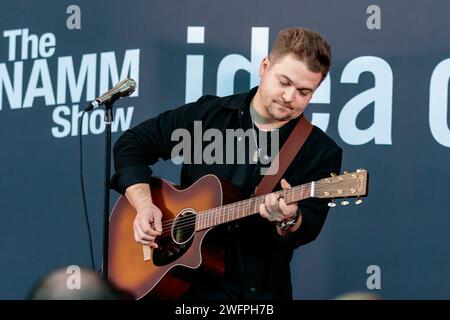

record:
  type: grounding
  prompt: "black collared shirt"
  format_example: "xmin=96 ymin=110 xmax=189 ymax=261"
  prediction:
xmin=111 ymin=87 xmax=342 ymax=299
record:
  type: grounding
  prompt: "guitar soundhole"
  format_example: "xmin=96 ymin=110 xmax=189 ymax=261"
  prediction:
xmin=152 ymin=209 xmax=196 ymax=266
xmin=172 ymin=209 xmax=196 ymax=245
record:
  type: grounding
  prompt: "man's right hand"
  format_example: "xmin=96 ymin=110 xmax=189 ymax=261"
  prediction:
xmin=125 ymin=183 xmax=162 ymax=248
xmin=133 ymin=204 xmax=163 ymax=248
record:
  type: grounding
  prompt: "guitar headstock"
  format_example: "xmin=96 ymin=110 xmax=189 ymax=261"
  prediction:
xmin=314 ymin=169 xmax=368 ymax=204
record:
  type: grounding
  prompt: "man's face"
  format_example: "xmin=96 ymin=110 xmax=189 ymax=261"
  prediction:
xmin=256 ymin=53 xmax=323 ymax=122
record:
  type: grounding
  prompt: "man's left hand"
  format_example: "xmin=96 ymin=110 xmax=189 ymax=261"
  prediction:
xmin=259 ymin=179 xmax=298 ymax=223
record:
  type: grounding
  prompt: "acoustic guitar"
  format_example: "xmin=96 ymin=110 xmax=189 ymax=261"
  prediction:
xmin=108 ymin=170 xmax=368 ymax=299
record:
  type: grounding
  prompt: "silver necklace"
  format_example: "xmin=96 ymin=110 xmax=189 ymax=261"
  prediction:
xmin=249 ymin=102 xmax=262 ymax=163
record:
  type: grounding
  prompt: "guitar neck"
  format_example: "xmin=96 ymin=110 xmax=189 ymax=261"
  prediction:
xmin=195 ymin=182 xmax=314 ymax=231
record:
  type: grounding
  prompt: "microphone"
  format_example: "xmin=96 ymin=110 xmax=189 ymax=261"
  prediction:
xmin=85 ymin=78 xmax=137 ymax=111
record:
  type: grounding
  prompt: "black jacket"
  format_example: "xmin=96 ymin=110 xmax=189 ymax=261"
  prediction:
xmin=111 ymin=87 xmax=342 ymax=299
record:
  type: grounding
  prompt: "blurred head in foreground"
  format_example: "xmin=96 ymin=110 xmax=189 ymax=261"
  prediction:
xmin=333 ymin=291 xmax=382 ymax=300
xmin=28 ymin=266 xmax=133 ymax=300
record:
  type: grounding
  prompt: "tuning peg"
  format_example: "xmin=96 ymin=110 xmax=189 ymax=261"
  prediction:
xmin=341 ymin=199 xmax=350 ymax=206
xmin=355 ymin=196 xmax=363 ymax=205
xmin=343 ymin=171 xmax=349 ymax=175
xmin=356 ymin=168 xmax=365 ymax=172
xmin=328 ymin=200 xmax=336 ymax=207
xmin=330 ymin=173 xmax=336 ymax=177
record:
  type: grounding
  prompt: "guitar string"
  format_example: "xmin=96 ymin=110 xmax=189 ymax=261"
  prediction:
xmin=158 ymin=185 xmax=311 ymax=231
xmin=157 ymin=189 xmax=307 ymax=234
xmin=158 ymin=181 xmax=356 ymax=234
xmin=159 ymin=178 xmax=347 ymax=230
xmin=158 ymin=180 xmax=353 ymax=233
xmin=159 ymin=189 xmax=320 ymax=233
xmin=156 ymin=179 xmax=358 ymax=233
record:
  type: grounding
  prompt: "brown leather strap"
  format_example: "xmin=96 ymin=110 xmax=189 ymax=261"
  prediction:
xmin=253 ymin=115 xmax=313 ymax=197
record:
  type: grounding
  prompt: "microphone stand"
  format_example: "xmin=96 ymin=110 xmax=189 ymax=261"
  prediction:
xmin=102 ymin=101 xmax=114 ymax=280
xmin=84 ymin=79 xmax=136 ymax=281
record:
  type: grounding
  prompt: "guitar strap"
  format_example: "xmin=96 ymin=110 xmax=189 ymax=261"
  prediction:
xmin=253 ymin=115 xmax=313 ymax=197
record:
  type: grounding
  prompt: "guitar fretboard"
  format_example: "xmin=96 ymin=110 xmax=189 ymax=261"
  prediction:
xmin=195 ymin=182 xmax=314 ymax=231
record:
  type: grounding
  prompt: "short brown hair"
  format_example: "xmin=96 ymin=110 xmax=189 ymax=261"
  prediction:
xmin=270 ymin=28 xmax=332 ymax=82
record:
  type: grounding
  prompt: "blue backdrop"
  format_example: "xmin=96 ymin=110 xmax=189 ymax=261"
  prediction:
xmin=1 ymin=0 xmax=449 ymax=299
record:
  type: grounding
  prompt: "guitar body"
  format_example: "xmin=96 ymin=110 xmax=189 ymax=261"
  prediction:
xmin=108 ymin=174 xmax=227 ymax=299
